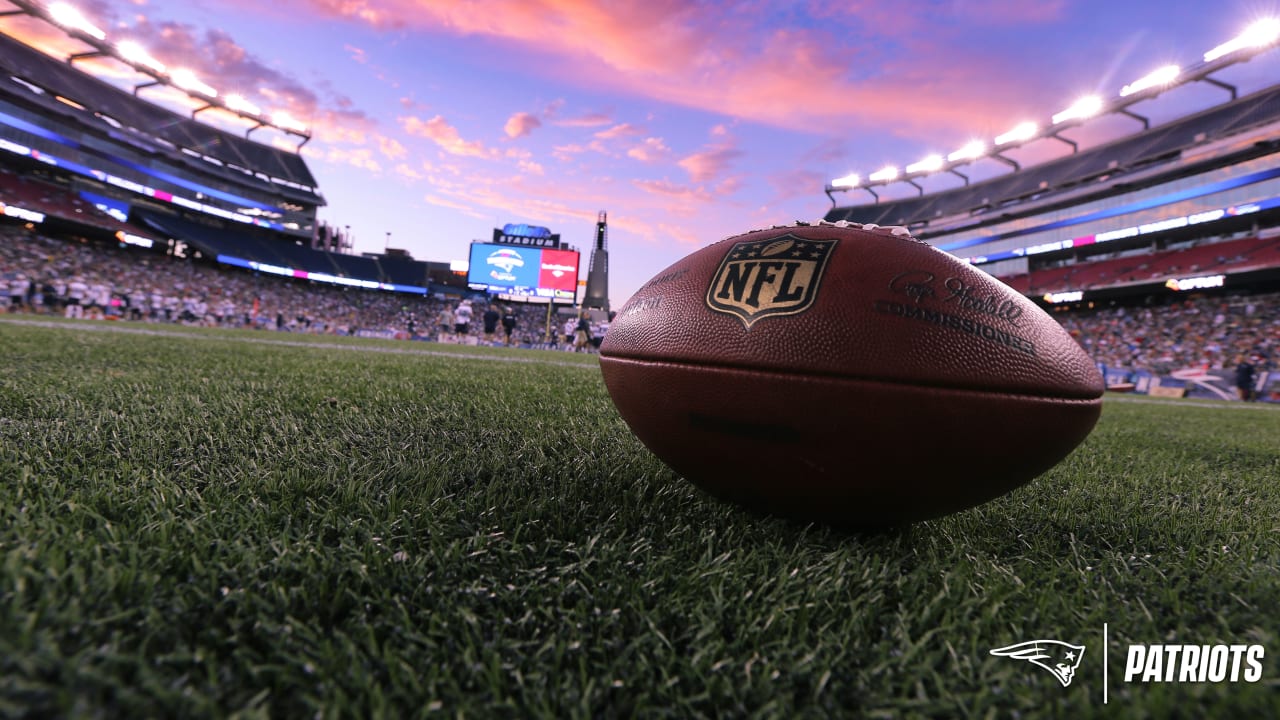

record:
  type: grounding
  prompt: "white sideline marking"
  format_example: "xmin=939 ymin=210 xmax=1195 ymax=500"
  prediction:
xmin=0 ymin=317 xmax=600 ymax=370
xmin=1106 ymin=394 xmax=1279 ymax=412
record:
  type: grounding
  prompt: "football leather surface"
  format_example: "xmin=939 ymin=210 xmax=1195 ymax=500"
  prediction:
xmin=599 ymin=220 xmax=1104 ymax=527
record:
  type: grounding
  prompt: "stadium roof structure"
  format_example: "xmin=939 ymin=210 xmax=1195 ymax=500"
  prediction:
xmin=825 ymin=18 xmax=1280 ymax=231
xmin=0 ymin=1 xmax=311 ymax=144
xmin=0 ymin=1 xmax=319 ymax=195
xmin=0 ymin=32 xmax=320 ymax=199
xmin=824 ymin=80 xmax=1280 ymax=232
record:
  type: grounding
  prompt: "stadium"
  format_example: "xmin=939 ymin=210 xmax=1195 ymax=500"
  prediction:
xmin=0 ymin=2 xmax=1278 ymax=718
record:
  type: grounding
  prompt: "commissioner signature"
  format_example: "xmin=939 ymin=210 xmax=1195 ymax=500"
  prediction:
xmin=888 ymin=270 xmax=1023 ymax=326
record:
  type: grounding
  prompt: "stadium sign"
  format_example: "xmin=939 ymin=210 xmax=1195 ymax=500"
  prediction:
xmin=1166 ymin=274 xmax=1225 ymax=291
xmin=492 ymin=223 xmax=561 ymax=248
xmin=1 ymin=203 xmax=45 ymax=223
xmin=1043 ymin=291 xmax=1083 ymax=303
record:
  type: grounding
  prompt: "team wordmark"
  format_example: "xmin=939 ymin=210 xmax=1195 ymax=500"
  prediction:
xmin=1123 ymin=644 xmax=1264 ymax=683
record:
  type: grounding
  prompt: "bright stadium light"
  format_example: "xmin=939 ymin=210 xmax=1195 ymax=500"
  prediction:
xmin=1119 ymin=64 xmax=1180 ymax=97
xmin=830 ymin=173 xmax=861 ymax=188
xmin=868 ymin=165 xmax=899 ymax=182
xmin=171 ymin=68 xmax=218 ymax=98
xmin=947 ymin=140 xmax=986 ymax=162
xmin=225 ymin=94 xmax=262 ymax=116
xmin=1204 ymin=17 xmax=1280 ymax=62
xmin=48 ymin=2 xmax=106 ymax=40
xmin=116 ymin=40 xmax=166 ymax=73
xmin=995 ymin=121 xmax=1038 ymax=146
xmin=1052 ymin=95 xmax=1104 ymax=124
xmin=272 ymin=111 xmax=308 ymax=133
xmin=905 ymin=154 xmax=944 ymax=174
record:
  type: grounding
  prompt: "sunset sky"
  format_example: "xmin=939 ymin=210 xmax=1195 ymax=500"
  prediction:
xmin=2 ymin=0 xmax=1279 ymax=305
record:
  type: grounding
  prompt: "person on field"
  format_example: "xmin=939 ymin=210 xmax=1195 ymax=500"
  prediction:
xmin=482 ymin=304 xmax=500 ymax=344
xmin=1235 ymin=354 xmax=1257 ymax=401
xmin=453 ymin=300 xmax=473 ymax=338
xmin=573 ymin=311 xmax=592 ymax=353
xmin=501 ymin=306 xmax=518 ymax=347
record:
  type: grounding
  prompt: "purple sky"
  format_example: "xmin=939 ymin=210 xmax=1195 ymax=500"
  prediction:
xmin=3 ymin=0 xmax=1279 ymax=304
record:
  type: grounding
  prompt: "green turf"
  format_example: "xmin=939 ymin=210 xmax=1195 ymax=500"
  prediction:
xmin=1 ymin=317 xmax=1278 ymax=719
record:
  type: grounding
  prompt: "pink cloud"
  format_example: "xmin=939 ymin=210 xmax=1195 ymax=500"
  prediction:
xmin=633 ymin=179 xmax=712 ymax=203
xmin=554 ymin=110 xmax=614 ymax=128
xmin=504 ymin=111 xmax=542 ymax=138
xmin=594 ymin=122 xmax=644 ymax=139
xmin=273 ymin=0 xmax=1062 ymax=136
xmin=400 ymin=115 xmax=492 ymax=157
xmin=322 ymin=146 xmax=382 ymax=172
xmin=394 ymin=163 xmax=424 ymax=180
xmin=378 ymin=135 xmax=407 ymax=159
xmin=678 ymin=145 xmax=742 ymax=183
xmin=627 ymin=137 xmax=671 ymax=163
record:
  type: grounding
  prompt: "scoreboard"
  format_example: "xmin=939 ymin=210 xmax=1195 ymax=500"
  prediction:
xmin=467 ymin=243 xmax=579 ymax=301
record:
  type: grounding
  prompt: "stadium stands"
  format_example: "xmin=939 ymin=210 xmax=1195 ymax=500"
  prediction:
xmin=376 ymin=255 xmax=430 ymax=287
xmin=0 ymin=165 xmax=150 ymax=237
xmin=998 ymin=236 xmax=1280 ymax=295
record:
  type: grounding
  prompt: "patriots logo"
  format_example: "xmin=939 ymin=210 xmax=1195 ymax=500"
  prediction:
xmin=990 ymin=639 xmax=1086 ymax=687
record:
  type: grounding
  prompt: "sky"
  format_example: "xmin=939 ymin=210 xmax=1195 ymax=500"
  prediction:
xmin=2 ymin=0 xmax=1279 ymax=306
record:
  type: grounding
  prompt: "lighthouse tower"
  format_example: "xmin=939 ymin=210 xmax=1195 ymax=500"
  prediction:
xmin=582 ymin=211 xmax=610 ymax=312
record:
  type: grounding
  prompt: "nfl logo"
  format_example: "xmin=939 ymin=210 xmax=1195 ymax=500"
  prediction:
xmin=705 ymin=234 xmax=837 ymax=329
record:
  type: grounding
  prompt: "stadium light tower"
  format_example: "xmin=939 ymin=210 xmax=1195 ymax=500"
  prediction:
xmin=1120 ymin=64 xmax=1180 ymax=97
xmin=905 ymin=154 xmax=944 ymax=175
xmin=868 ymin=166 xmax=899 ymax=183
xmin=48 ymin=2 xmax=105 ymax=40
xmin=947 ymin=140 xmax=986 ymax=163
xmin=225 ymin=94 xmax=262 ymax=116
xmin=830 ymin=173 xmax=860 ymax=188
xmin=170 ymin=68 xmax=218 ymax=98
xmin=116 ymin=40 xmax=166 ymax=73
xmin=1051 ymin=95 xmax=1104 ymax=125
xmin=995 ymin=121 xmax=1038 ymax=146
xmin=1203 ymin=17 xmax=1280 ymax=62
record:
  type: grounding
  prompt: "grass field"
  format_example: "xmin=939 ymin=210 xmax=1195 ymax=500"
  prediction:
xmin=1 ymin=317 xmax=1278 ymax=719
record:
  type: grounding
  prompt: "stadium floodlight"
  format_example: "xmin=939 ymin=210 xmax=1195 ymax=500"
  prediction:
xmin=947 ymin=140 xmax=986 ymax=162
xmin=116 ymin=40 xmax=166 ymax=73
xmin=1051 ymin=95 xmax=1104 ymax=124
xmin=225 ymin=94 xmax=262 ymax=116
xmin=830 ymin=173 xmax=861 ymax=188
xmin=272 ymin=111 xmax=308 ymax=133
xmin=905 ymin=154 xmax=944 ymax=174
xmin=1204 ymin=17 xmax=1280 ymax=62
xmin=171 ymin=68 xmax=218 ymax=98
xmin=1119 ymin=64 xmax=1180 ymax=97
xmin=994 ymin=121 xmax=1038 ymax=146
xmin=868 ymin=166 xmax=899 ymax=183
xmin=48 ymin=2 xmax=106 ymax=40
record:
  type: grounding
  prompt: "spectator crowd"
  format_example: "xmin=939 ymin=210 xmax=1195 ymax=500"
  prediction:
xmin=1056 ymin=293 xmax=1278 ymax=376
xmin=0 ymin=226 xmax=569 ymax=347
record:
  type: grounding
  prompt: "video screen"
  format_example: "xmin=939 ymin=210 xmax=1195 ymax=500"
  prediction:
xmin=467 ymin=243 xmax=579 ymax=301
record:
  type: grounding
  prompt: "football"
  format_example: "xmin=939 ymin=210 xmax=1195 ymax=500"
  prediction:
xmin=599 ymin=220 xmax=1105 ymax=527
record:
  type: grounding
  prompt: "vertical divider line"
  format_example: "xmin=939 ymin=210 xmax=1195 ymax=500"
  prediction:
xmin=1103 ymin=622 xmax=1109 ymax=705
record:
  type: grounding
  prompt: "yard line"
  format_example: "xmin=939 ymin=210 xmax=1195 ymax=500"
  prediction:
xmin=0 ymin=317 xmax=599 ymax=369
